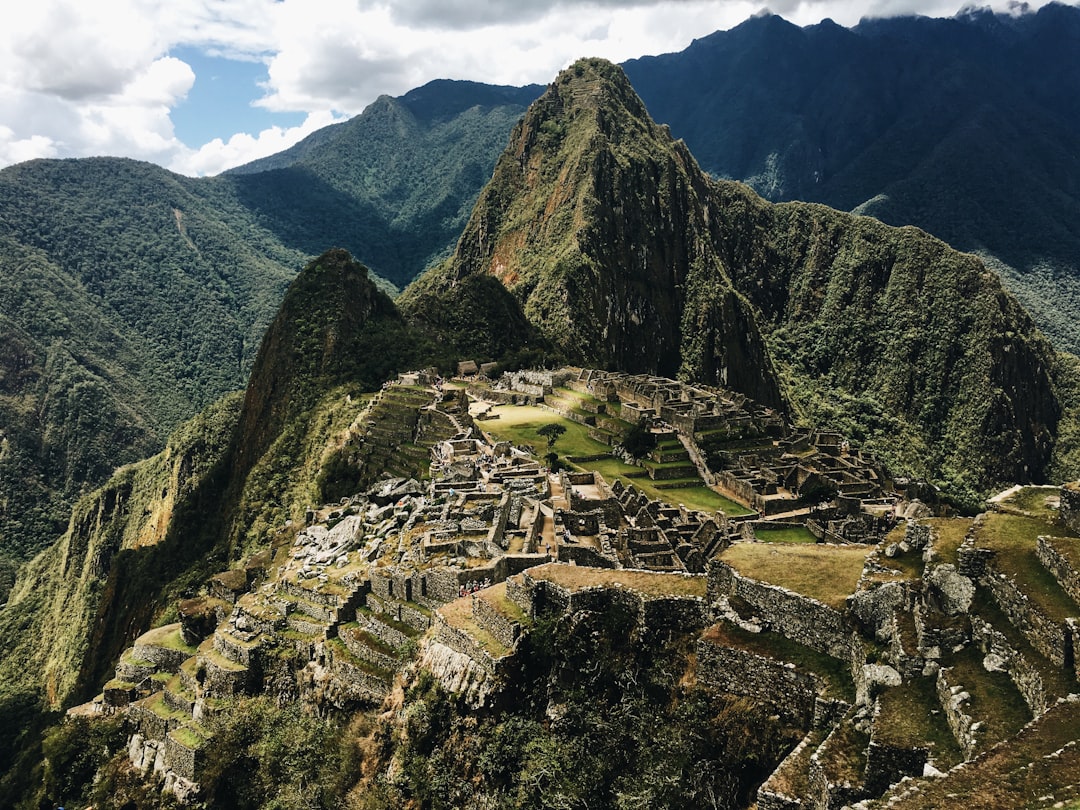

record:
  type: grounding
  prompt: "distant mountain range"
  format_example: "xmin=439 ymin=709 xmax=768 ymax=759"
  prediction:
xmin=1 ymin=3 xmax=1078 ymax=571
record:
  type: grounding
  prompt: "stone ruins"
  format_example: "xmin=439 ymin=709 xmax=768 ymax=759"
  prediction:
xmin=74 ymin=368 xmax=1080 ymax=808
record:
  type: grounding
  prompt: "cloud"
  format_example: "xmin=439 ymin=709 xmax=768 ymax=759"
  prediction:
xmin=0 ymin=0 xmax=1073 ymax=176
xmin=170 ymin=110 xmax=346 ymax=176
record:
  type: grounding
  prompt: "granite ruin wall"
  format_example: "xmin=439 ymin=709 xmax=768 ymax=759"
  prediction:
xmin=708 ymin=560 xmax=850 ymax=659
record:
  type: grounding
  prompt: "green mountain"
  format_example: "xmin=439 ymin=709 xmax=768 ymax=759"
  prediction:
xmin=0 ymin=158 xmax=305 ymax=586
xmin=404 ymin=58 xmax=1061 ymax=504
xmin=0 ymin=84 xmax=538 ymax=574
xmin=0 ymin=249 xmax=420 ymax=800
xmin=225 ymin=80 xmax=542 ymax=289
xmin=0 ymin=59 xmax=1075 ymax=801
xmin=622 ymin=3 xmax=1080 ymax=353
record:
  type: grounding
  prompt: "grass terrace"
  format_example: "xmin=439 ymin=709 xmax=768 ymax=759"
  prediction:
xmin=552 ymin=386 xmax=625 ymax=418
xmin=869 ymin=697 xmax=1080 ymax=809
xmin=475 ymin=582 xmax=531 ymax=626
xmin=975 ymin=512 xmax=1080 ymax=621
xmin=478 ymin=404 xmax=754 ymax=516
xmin=137 ymin=622 xmax=199 ymax=655
xmin=946 ymin=644 xmax=1032 ymax=750
xmin=924 ymin=517 xmax=973 ymax=566
xmin=702 ymin=622 xmax=854 ymax=700
xmin=971 ymin=595 xmax=1079 ymax=699
xmin=718 ymin=543 xmax=871 ymax=609
xmin=874 ymin=678 xmax=963 ymax=769
xmin=994 ymin=485 xmax=1062 ymax=520
xmin=480 ymin=405 xmax=611 ymax=457
xmin=438 ymin=597 xmax=511 ymax=658
xmin=524 ymin=563 xmax=707 ymax=598
xmin=753 ymin=525 xmax=818 ymax=544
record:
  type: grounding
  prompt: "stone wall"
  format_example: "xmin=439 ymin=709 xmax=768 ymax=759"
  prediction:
xmin=472 ymin=592 xmax=522 ymax=649
xmin=1059 ymin=483 xmax=1080 ymax=534
xmin=983 ymin=566 xmax=1072 ymax=666
xmin=338 ymin=625 xmax=399 ymax=671
xmin=355 ymin=610 xmax=412 ymax=650
xmin=935 ymin=666 xmax=983 ymax=758
xmin=957 ymin=546 xmax=995 ymax=580
xmin=696 ymin=636 xmax=820 ymax=725
xmin=432 ymin=613 xmax=507 ymax=676
xmin=807 ymin=723 xmax=867 ymax=810
xmin=863 ymin=739 xmax=927 ymax=798
xmin=164 ymin=732 xmax=203 ymax=781
xmin=557 ymin=543 xmax=617 ymax=569
xmin=864 ymin=699 xmax=928 ymax=796
xmin=756 ymin=731 xmax=817 ymax=810
xmin=970 ymin=614 xmax=1046 ymax=716
xmin=708 ymin=560 xmax=850 ymax=659
xmin=1036 ymin=536 xmax=1080 ymax=606
xmin=904 ymin=521 xmax=932 ymax=551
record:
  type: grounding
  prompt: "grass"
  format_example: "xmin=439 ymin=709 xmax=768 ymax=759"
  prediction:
xmin=480 ymin=405 xmax=611 ymax=457
xmin=874 ymin=678 xmax=963 ymax=769
xmin=523 ymin=562 xmax=707 ymax=598
xmin=975 ymin=512 xmax=1080 ymax=621
xmin=753 ymin=525 xmax=818 ymax=544
xmin=438 ymin=597 xmax=511 ymax=657
xmin=996 ymin=485 xmax=1062 ymax=520
xmin=475 ymin=582 xmax=531 ymax=625
xmin=925 ymin=517 xmax=973 ymax=566
xmin=170 ymin=724 xmax=211 ymax=749
xmin=479 ymin=404 xmax=755 ymax=516
xmin=702 ymin=621 xmax=854 ymax=700
xmin=574 ymin=456 xmax=754 ymax=515
xmin=945 ymin=645 xmax=1032 ymax=750
xmin=136 ymin=622 xmax=198 ymax=655
xmin=821 ymin=717 xmax=869 ymax=784
xmin=871 ymin=696 xmax=1080 ymax=808
xmin=971 ymin=594 xmax=1079 ymax=700
xmin=718 ymin=542 xmax=871 ymax=609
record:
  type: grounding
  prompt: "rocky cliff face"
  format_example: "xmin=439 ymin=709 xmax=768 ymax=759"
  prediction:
xmin=402 ymin=59 xmax=783 ymax=408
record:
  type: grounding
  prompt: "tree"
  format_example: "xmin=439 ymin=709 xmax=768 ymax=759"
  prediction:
xmin=621 ymin=420 xmax=657 ymax=460
xmin=537 ymin=423 xmax=566 ymax=449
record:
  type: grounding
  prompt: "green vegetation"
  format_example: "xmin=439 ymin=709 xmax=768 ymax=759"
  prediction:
xmin=874 ymin=678 xmax=963 ymax=769
xmin=753 ymin=525 xmax=819 ymax=544
xmin=703 ymin=622 xmax=854 ymax=701
xmin=356 ymin=606 xmax=796 ymax=809
xmin=198 ymin=696 xmax=362 ymax=809
xmin=974 ymin=512 xmax=1080 ymax=621
xmin=719 ymin=543 xmax=871 ymax=608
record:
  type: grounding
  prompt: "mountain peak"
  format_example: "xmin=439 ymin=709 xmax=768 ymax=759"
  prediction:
xmin=403 ymin=58 xmax=783 ymax=406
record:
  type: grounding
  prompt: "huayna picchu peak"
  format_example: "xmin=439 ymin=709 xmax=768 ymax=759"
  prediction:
xmin=3 ymin=40 xmax=1080 ymax=810
xmin=405 ymin=58 xmax=1062 ymax=504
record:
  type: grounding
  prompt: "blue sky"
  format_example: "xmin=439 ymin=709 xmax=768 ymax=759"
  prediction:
xmin=169 ymin=47 xmax=305 ymax=146
xmin=0 ymin=0 xmax=1070 ymax=176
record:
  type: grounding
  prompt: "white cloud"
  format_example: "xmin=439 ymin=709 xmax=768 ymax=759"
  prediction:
xmin=0 ymin=0 xmax=1074 ymax=176
xmin=171 ymin=110 xmax=346 ymax=176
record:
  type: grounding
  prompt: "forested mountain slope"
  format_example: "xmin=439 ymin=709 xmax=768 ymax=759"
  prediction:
xmin=623 ymin=3 xmax=1080 ymax=352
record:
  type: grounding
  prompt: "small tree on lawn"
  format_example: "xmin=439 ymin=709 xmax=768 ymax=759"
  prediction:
xmin=537 ymin=423 xmax=566 ymax=450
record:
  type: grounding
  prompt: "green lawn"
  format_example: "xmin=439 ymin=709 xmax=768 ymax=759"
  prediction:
xmin=975 ymin=512 xmax=1080 ymax=621
xmin=719 ymin=543 xmax=871 ymax=609
xmin=753 ymin=525 xmax=818 ymax=544
xmin=479 ymin=405 xmax=611 ymax=457
xmin=478 ymin=404 xmax=754 ymax=516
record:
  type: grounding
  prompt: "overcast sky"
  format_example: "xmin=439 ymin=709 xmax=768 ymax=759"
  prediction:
xmin=0 ymin=0 xmax=1065 ymax=176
